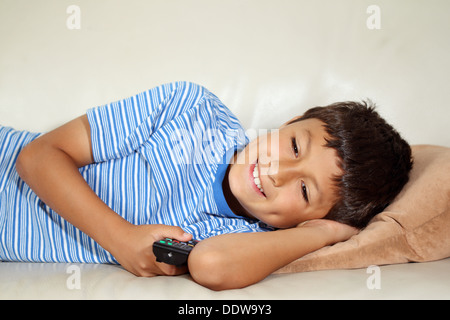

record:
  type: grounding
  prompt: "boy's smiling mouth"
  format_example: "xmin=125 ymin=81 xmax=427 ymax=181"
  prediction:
xmin=252 ymin=160 xmax=266 ymax=197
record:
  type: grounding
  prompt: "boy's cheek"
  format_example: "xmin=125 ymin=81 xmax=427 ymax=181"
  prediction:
xmin=257 ymin=134 xmax=281 ymax=166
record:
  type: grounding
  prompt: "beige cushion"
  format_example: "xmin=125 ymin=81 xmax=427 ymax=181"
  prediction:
xmin=276 ymin=145 xmax=450 ymax=274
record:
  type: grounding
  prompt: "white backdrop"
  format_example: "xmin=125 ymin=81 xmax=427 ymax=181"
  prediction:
xmin=1 ymin=0 xmax=449 ymax=147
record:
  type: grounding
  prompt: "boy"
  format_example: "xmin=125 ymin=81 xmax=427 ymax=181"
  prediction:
xmin=0 ymin=82 xmax=412 ymax=290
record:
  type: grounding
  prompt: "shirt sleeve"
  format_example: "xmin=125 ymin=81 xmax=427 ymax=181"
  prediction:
xmin=210 ymin=223 xmax=274 ymax=237
xmin=183 ymin=219 xmax=275 ymax=241
xmin=86 ymin=81 xmax=206 ymax=163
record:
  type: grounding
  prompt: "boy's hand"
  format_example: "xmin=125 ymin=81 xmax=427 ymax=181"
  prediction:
xmin=297 ymin=219 xmax=360 ymax=245
xmin=109 ymin=224 xmax=193 ymax=277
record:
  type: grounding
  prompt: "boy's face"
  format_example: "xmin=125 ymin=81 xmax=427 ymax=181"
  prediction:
xmin=226 ymin=118 xmax=342 ymax=229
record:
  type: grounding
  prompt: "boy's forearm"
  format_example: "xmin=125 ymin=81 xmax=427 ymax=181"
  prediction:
xmin=16 ymin=118 xmax=130 ymax=252
xmin=188 ymin=226 xmax=331 ymax=291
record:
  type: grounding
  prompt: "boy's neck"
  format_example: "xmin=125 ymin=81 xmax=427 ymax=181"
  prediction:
xmin=222 ymin=162 xmax=252 ymax=220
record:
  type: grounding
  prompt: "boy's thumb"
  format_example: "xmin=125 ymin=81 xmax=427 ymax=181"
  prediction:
xmin=161 ymin=225 xmax=193 ymax=242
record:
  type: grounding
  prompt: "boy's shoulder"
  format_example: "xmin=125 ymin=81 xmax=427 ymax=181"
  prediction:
xmin=168 ymin=81 xmax=245 ymax=131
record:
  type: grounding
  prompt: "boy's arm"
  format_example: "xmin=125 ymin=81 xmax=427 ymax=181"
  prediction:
xmin=16 ymin=115 xmax=191 ymax=276
xmin=188 ymin=220 xmax=358 ymax=291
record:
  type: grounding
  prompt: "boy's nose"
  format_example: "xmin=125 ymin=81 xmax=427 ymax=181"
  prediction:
xmin=265 ymin=160 xmax=300 ymax=187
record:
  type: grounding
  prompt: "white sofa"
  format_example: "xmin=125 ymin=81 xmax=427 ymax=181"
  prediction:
xmin=1 ymin=0 xmax=449 ymax=300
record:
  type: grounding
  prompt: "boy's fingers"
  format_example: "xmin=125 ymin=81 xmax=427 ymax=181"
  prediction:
xmin=156 ymin=262 xmax=189 ymax=276
xmin=156 ymin=224 xmax=193 ymax=242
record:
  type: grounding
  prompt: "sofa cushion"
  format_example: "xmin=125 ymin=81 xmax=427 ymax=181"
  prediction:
xmin=276 ymin=145 xmax=450 ymax=273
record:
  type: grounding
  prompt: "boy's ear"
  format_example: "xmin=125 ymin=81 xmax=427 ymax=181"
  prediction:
xmin=280 ymin=115 xmax=303 ymax=128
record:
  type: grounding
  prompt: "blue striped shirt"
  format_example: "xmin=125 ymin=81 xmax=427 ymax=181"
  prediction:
xmin=0 ymin=82 xmax=272 ymax=263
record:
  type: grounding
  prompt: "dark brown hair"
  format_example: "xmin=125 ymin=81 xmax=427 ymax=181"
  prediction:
xmin=294 ymin=100 xmax=413 ymax=228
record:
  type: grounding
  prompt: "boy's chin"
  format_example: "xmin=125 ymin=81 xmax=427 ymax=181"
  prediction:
xmin=242 ymin=211 xmax=274 ymax=227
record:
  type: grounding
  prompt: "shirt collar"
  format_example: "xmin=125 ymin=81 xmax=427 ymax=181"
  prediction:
xmin=212 ymin=147 xmax=241 ymax=218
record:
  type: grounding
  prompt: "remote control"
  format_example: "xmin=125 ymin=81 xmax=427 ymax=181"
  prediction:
xmin=152 ymin=238 xmax=199 ymax=266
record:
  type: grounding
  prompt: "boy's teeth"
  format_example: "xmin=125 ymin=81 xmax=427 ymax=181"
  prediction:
xmin=253 ymin=163 xmax=265 ymax=194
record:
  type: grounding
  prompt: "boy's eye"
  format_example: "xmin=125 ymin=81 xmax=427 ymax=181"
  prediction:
xmin=291 ymin=138 xmax=308 ymax=202
xmin=301 ymin=181 xmax=309 ymax=203
xmin=291 ymin=137 xmax=299 ymax=157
